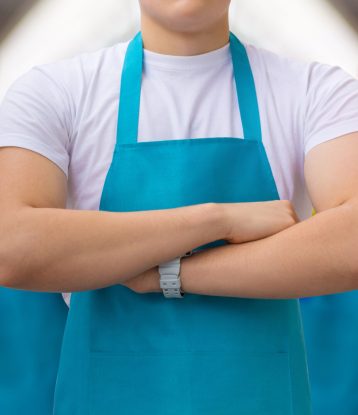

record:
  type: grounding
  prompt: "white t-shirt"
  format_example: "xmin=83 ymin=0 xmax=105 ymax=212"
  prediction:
xmin=1 ymin=38 xmax=358 ymax=307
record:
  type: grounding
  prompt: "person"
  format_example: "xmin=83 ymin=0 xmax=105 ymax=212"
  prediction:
xmin=0 ymin=0 xmax=358 ymax=413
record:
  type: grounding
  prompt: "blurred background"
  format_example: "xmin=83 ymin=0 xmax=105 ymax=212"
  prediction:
xmin=0 ymin=2 xmax=358 ymax=415
xmin=0 ymin=0 xmax=358 ymax=99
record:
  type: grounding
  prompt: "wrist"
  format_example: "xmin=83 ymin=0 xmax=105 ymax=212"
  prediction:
xmin=179 ymin=251 xmax=201 ymax=295
xmin=198 ymin=202 xmax=229 ymax=242
xmin=179 ymin=255 xmax=189 ymax=294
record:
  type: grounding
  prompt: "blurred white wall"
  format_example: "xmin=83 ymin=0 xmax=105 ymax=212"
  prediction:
xmin=0 ymin=0 xmax=358 ymax=99
xmin=0 ymin=0 xmax=139 ymax=99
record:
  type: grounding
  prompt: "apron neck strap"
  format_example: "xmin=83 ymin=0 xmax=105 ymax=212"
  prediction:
xmin=229 ymin=32 xmax=262 ymax=142
xmin=115 ymin=31 xmax=262 ymax=147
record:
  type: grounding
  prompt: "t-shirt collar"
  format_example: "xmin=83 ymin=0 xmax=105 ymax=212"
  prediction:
xmin=143 ymin=42 xmax=231 ymax=71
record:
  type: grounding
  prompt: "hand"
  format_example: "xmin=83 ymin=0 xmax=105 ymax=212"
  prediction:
xmin=220 ymin=200 xmax=300 ymax=244
xmin=121 ymin=267 xmax=162 ymax=294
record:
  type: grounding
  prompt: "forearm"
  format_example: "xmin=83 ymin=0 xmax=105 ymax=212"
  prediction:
xmin=180 ymin=201 xmax=358 ymax=298
xmin=137 ymin=200 xmax=358 ymax=298
xmin=0 ymin=202 xmax=225 ymax=292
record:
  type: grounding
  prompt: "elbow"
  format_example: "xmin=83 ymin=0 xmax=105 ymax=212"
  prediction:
xmin=352 ymin=246 xmax=358 ymax=289
xmin=0 ymin=243 xmax=26 ymax=289
xmin=342 ymin=200 xmax=358 ymax=289
xmin=0 ymin=214 xmax=33 ymax=289
xmin=351 ymin=255 xmax=358 ymax=290
xmin=0 ymin=239 xmax=19 ymax=288
xmin=0 ymin=264 xmax=17 ymax=289
xmin=0 ymin=232 xmax=14 ymax=288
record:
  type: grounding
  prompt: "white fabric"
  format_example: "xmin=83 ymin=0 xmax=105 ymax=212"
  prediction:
xmin=1 ymin=38 xmax=358 ymax=308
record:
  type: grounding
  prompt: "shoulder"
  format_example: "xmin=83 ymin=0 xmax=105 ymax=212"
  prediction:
xmin=245 ymin=41 xmax=358 ymax=158
xmin=0 ymin=39 xmax=131 ymax=138
xmin=15 ymin=39 xmax=130 ymax=98
xmin=0 ymin=40 xmax=131 ymax=179
xmin=244 ymin=41 xmax=358 ymax=97
xmin=245 ymin=42 xmax=309 ymax=83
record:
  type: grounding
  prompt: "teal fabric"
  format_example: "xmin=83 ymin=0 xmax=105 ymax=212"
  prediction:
xmin=53 ymin=31 xmax=312 ymax=414
xmin=0 ymin=288 xmax=68 ymax=414
xmin=300 ymin=293 xmax=358 ymax=415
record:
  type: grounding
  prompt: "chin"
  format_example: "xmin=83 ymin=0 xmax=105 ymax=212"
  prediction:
xmin=140 ymin=0 xmax=230 ymax=33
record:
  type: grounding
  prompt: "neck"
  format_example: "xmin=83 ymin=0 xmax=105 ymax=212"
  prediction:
xmin=140 ymin=15 xmax=230 ymax=56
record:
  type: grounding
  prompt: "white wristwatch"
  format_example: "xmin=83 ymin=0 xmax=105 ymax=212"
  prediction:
xmin=158 ymin=251 xmax=192 ymax=299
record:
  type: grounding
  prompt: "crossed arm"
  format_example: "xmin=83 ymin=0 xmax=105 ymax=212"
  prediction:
xmin=1 ymin=132 xmax=358 ymax=298
xmin=123 ymin=132 xmax=358 ymax=298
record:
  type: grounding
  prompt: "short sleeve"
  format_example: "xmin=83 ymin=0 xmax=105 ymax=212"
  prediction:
xmin=0 ymin=65 xmax=71 ymax=178
xmin=304 ymin=63 xmax=358 ymax=155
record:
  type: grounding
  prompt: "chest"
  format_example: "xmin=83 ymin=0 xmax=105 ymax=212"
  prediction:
xmin=66 ymin=65 xmax=307 ymax=218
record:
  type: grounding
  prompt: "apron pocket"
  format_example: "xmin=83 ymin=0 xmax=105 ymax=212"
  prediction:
xmin=88 ymin=350 xmax=293 ymax=415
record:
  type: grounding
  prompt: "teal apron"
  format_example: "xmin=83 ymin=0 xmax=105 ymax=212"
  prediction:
xmin=300 ymin=293 xmax=358 ymax=415
xmin=53 ymin=31 xmax=312 ymax=414
xmin=0 ymin=288 xmax=68 ymax=414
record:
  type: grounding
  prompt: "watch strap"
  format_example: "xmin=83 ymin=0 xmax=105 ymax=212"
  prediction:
xmin=159 ymin=256 xmax=184 ymax=299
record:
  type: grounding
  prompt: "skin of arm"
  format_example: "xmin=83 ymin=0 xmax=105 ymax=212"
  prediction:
xmin=124 ymin=132 xmax=358 ymax=298
xmin=0 ymin=148 xmax=226 ymax=292
xmin=0 ymin=146 xmax=296 ymax=293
